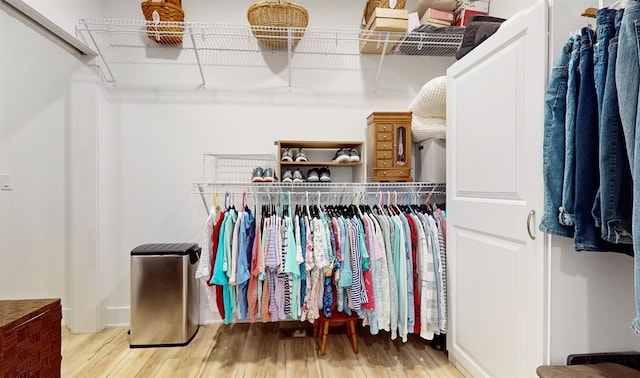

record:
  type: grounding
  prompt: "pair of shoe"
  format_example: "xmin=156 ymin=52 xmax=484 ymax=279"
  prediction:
xmin=332 ymin=148 xmax=360 ymax=163
xmin=251 ymin=167 xmax=276 ymax=182
xmin=282 ymin=168 xmax=305 ymax=182
xmin=308 ymin=167 xmax=331 ymax=182
xmin=281 ymin=148 xmax=308 ymax=162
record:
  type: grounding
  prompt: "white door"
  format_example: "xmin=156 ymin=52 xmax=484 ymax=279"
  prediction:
xmin=446 ymin=2 xmax=548 ymax=377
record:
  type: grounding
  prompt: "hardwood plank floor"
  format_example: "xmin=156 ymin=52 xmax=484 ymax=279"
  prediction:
xmin=62 ymin=323 xmax=463 ymax=377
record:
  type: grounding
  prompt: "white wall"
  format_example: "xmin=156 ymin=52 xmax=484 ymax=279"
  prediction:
xmin=92 ymin=0 xmax=453 ymax=325
xmin=0 ymin=9 xmax=84 ymax=310
xmin=18 ymin=0 xmax=102 ymax=38
xmin=489 ymin=0 xmax=538 ymax=19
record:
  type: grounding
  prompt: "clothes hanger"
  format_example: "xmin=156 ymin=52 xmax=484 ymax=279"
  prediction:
xmin=393 ymin=191 xmax=402 ymax=215
xmin=241 ymin=191 xmax=247 ymax=210
xmin=212 ymin=191 xmax=221 ymax=212
xmin=355 ymin=192 xmax=364 ymax=219
xmin=581 ymin=7 xmax=597 ymax=18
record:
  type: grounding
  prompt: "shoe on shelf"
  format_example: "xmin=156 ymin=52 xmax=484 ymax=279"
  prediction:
xmin=332 ymin=148 xmax=351 ymax=163
xmin=263 ymin=167 xmax=276 ymax=182
xmin=282 ymin=169 xmax=294 ymax=182
xmin=281 ymin=148 xmax=294 ymax=162
xmin=319 ymin=166 xmax=331 ymax=182
xmin=295 ymin=148 xmax=308 ymax=162
xmin=251 ymin=167 xmax=264 ymax=182
xmin=307 ymin=168 xmax=320 ymax=182
xmin=293 ymin=169 xmax=305 ymax=182
xmin=349 ymin=148 xmax=361 ymax=162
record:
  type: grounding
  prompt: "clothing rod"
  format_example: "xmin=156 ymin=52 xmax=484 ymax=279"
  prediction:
xmin=205 ymin=190 xmax=446 ymax=196
xmin=201 ymin=190 xmax=445 ymax=214
xmin=196 ymin=182 xmax=446 ymax=215
xmin=193 ymin=181 xmax=446 ymax=193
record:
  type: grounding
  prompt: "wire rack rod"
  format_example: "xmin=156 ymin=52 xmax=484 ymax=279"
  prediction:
xmin=196 ymin=182 xmax=445 ymax=215
xmin=194 ymin=181 xmax=445 ymax=193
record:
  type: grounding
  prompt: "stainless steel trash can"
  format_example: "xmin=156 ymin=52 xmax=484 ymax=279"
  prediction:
xmin=130 ymin=243 xmax=200 ymax=348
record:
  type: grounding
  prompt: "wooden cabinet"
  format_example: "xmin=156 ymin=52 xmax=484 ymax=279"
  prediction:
xmin=0 ymin=298 xmax=62 ymax=377
xmin=276 ymin=140 xmax=364 ymax=183
xmin=366 ymin=111 xmax=412 ymax=182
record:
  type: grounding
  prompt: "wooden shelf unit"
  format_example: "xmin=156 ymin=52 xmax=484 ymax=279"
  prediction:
xmin=275 ymin=140 xmax=364 ymax=183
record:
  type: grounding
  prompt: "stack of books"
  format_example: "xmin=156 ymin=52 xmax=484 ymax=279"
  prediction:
xmin=420 ymin=8 xmax=454 ymax=27
xmin=454 ymin=0 xmax=490 ymax=26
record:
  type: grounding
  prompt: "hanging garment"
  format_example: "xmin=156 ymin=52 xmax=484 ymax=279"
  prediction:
xmin=205 ymin=198 xmax=447 ymax=343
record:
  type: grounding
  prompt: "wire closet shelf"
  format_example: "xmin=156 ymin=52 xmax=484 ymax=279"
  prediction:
xmin=76 ymin=19 xmax=464 ymax=87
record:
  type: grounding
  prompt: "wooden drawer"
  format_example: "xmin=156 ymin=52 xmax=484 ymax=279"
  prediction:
xmin=376 ymin=151 xmax=393 ymax=159
xmin=376 ymin=141 xmax=392 ymax=151
xmin=375 ymin=159 xmax=393 ymax=168
xmin=377 ymin=124 xmax=393 ymax=133
xmin=373 ymin=168 xmax=410 ymax=178
xmin=377 ymin=132 xmax=392 ymax=142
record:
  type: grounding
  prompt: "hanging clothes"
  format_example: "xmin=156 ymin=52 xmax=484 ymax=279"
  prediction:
xmin=540 ymin=10 xmax=633 ymax=254
xmin=202 ymin=196 xmax=447 ymax=342
xmin=541 ymin=4 xmax=639 ymax=334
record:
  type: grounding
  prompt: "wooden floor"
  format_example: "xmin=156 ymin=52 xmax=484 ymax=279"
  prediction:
xmin=61 ymin=322 xmax=463 ymax=377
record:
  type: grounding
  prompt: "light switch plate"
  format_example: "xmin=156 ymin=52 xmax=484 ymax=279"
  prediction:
xmin=1 ymin=174 xmax=12 ymax=191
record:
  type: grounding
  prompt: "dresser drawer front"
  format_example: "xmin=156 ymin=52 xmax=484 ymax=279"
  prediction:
xmin=377 ymin=132 xmax=392 ymax=142
xmin=376 ymin=141 xmax=392 ymax=150
xmin=375 ymin=159 xmax=393 ymax=168
xmin=376 ymin=151 xmax=392 ymax=159
xmin=377 ymin=124 xmax=393 ymax=133
xmin=374 ymin=169 xmax=410 ymax=178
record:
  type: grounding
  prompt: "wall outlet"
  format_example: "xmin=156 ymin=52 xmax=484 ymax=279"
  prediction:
xmin=1 ymin=174 xmax=12 ymax=191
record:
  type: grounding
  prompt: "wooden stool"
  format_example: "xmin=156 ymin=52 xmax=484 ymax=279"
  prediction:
xmin=314 ymin=315 xmax=358 ymax=356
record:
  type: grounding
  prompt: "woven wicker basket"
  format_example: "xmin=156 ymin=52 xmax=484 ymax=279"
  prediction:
xmin=141 ymin=0 xmax=185 ymax=45
xmin=247 ymin=0 xmax=309 ymax=49
xmin=364 ymin=0 xmax=407 ymax=26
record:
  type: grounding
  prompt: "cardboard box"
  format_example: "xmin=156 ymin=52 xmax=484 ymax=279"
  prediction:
xmin=454 ymin=8 xmax=488 ymax=26
xmin=360 ymin=8 xmax=409 ymax=54
xmin=416 ymin=138 xmax=446 ymax=183
xmin=363 ymin=8 xmax=409 ymax=31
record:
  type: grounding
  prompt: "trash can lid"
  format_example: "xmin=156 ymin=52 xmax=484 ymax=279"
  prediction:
xmin=131 ymin=243 xmax=200 ymax=256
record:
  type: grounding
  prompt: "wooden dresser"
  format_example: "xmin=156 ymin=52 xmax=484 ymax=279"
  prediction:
xmin=366 ymin=111 xmax=413 ymax=182
xmin=0 ymin=298 xmax=62 ymax=377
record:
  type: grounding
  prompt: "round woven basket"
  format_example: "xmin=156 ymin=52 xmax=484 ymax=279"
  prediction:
xmin=247 ymin=0 xmax=309 ymax=49
xmin=141 ymin=0 xmax=185 ymax=45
